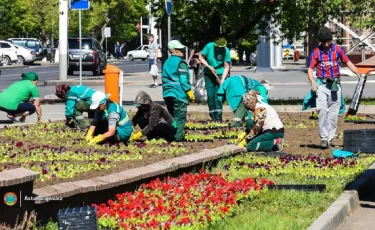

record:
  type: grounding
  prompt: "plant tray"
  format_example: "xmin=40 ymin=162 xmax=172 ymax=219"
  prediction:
xmin=353 ymin=120 xmax=375 ymax=124
xmin=344 ymin=129 xmax=375 ymax=153
xmin=0 ymin=120 xmax=13 ymax=124
xmin=268 ymin=184 xmax=326 ymax=192
xmin=57 ymin=206 xmax=98 ymax=230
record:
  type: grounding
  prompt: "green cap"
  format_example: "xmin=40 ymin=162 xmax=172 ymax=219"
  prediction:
xmin=214 ymin=37 xmax=227 ymax=47
xmin=168 ymin=40 xmax=186 ymax=50
xmin=21 ymin=72 xmax=39 ymax=81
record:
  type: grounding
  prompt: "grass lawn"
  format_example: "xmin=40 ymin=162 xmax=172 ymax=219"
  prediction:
xmin=209 ymin=153 xmax=375 ymax=230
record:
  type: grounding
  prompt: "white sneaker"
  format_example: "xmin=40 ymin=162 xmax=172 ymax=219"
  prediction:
xmin=276 ymin=138 xmax=284 ymax=152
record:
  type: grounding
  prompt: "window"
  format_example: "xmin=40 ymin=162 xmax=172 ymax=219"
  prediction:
xmin=68 ymin=39 xmax=93 ymax=49
xmin=12 ymin=40 xmax=27 ymax=46
xmin=95 ymin=41 xmax=102 ymax=50
xmin=136 ymin=46 xmax=142 ymax=50
xmin=143 ymin=46 xmax=148 ymax=50
xmin=26 ymin=41 xmax=40 ymax=49
xmin=0 ymin=42 xmax=11 ymax=48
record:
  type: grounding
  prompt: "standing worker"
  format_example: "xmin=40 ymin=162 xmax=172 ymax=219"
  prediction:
xmin=131 ymin=91 xmax=177 ymax=142
xmin=0 ymin=72 xmax=42 ymax=123
xmin=306 ymin=26 xmax=358 ymax=149
xmin=199 ymin=37 xmax=231 ymax=121
xmin=148 ymin=34 xmax=160 ymax=88
xmin=217 ymin=75 xmax=272 ymax=129
xmin=237 ymin=90 xmax=284 ymax=152
xmin=162 ymin=40 xmax=195 ymax=142
xmin=86 ymin=91 xmax=132 ymax=145
xmin=55 ymin=84 xmax=96 ymax=129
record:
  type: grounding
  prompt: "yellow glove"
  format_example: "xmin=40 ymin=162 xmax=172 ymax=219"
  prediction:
xmin=186 ymin=90 xmax=195 ymax=102
xmin=89 ymin=134 xmax=105 ymax=145
xmin=130 ymin=131 xmax=143 ymax=141
xmin=37 ymin=116 xmax=43 ymax=124
xmin=238 ymin=138 xmax=248 ymax=148
xmin=235 ymin=132 xmax=247 ymax=144
xmin=86 ymin=129 xmax=94 ymax=142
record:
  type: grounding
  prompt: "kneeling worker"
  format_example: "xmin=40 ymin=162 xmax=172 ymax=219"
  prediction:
xmin=130 ymin=91 xmax=177 ymax=142
xmin=0 ymin=72 xmax=42 ymax=123
xmin=237 ymin=90 xmax=284 ymax=152
xmin=86 ymin=91 xmax=132 ymax=145
xmin=217 ymin=75 xmax=271 ymax=129
xmin=55 ymin=84 xmax=96 ymax=129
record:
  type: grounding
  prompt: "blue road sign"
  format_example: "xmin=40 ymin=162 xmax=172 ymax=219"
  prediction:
xmin=71 ymin=0 xmax=90 ymax=10
xmin=165 ymin=0 xmax=172 ymax=15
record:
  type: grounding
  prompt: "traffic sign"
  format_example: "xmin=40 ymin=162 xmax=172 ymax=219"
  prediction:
xmin=104 ymin=27 xmax=111 ymax=38
xmin=165 ymin=0 xmax=172 ymax=15
xmin=70 ymin=0 xmax=90 ymax=10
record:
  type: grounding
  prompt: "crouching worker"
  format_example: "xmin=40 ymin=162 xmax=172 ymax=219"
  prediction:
xmin=0 ymin=72 xmax=42 ymax=123
xmin=162 ymin=40 xmax=195 ymax=141
xmin=85 ymin=91 xmax=132 ymax=145
xmin=55 ymin=84 xmax=96 ymax=129
xmin=130 ymin=91 xmax=177 ymax=142
xmin=217 ymin=75 xmax=271 ymax=129
xmin=237 ymin=90 xmax=284 ymax=152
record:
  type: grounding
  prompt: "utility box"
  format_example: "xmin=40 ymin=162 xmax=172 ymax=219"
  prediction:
xmin=57 ymin=206 xmax=98 ymax=230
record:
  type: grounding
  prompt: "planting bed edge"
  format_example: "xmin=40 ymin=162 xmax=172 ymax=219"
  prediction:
xmin=33 ymin=144 xmax=245 ymax=204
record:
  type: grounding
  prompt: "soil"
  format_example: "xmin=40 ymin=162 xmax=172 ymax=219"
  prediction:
xmin=4 ymin=111 xmax=375 ymax=188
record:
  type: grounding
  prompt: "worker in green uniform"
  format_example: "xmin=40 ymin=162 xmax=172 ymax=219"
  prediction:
xmin=85 ymin=91 xmax=132 ymax=145
xmin=217 ymin=76 xmax=272 ymax=129
xmin=199 ymin=37 xmax=231 ymax=121
xmin=162 ymin=40 xmax=195 ymax=141
xmin=55 ymin=84 xmax=96 ymax=129
xmin=0 ymin=72 xmax=42 ymax=123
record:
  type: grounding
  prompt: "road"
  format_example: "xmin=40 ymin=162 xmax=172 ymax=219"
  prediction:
xmin=0 ymin=59 xmax=156 ymax=90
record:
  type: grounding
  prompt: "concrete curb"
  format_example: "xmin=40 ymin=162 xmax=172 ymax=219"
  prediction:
xmin=0 ymin=64 xmax=29 ymax=70
xmin=308 ymin=162 xmax=375 ymax=230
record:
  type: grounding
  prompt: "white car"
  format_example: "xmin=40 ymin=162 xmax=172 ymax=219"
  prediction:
xmin=14 ymin=45 xmax=36 ymax=65
xmin=127 ymin=45 xmax=162 ymax=61
xmin=0 ymin=40 xmax=17 ymax=65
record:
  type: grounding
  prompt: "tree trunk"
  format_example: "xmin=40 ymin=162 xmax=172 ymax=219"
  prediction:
xmin=160 ymin=13 xmax=169 ymax=69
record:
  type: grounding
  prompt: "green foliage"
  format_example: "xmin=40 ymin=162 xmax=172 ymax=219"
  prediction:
xmin=0 ymin=0 xmax=147 ymax=45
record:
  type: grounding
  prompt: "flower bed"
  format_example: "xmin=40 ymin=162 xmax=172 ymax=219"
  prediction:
xmin=221 ymin=154 xmax=375 ymax=179
xmin=0 ymin=121 xmax=233 ymax=187
xmin=93 ymin=170 xmax=274 ymax=229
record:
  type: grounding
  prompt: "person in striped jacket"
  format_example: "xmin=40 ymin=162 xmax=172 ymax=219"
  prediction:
xmin=307 ymin=26 xmax=358 ymax=148
xmin=55 ymin=84 xmax=96 ymax=129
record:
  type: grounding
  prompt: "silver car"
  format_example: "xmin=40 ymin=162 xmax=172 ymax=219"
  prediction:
xmin=14 ymin=45 xmax=36 ymax=65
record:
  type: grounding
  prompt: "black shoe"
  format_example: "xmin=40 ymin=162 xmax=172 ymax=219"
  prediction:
xmin=149 ymin=84 xmax=159 ymax=88
xmin=320 ymin=140 xmax=328 ymax=149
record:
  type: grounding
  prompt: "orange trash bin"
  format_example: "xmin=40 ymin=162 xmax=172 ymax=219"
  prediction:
xmin=103 ymin=65 xmax=121 ymax=103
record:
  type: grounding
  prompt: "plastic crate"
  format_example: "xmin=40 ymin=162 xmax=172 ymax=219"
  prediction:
xmin=344 ymin=129 xmax=375 ymax=153
xmin=57 ymin=206 xmax=98 ymax=230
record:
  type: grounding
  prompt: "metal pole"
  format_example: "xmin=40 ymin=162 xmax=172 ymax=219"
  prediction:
xmin=79 ymin=10 xmax=82 ymax=85
xmin=59 ymin=0 xmax=68 ymax=80
xmin=346 ymin=31 xmax=375 ymax=54
xmin=140 ymin=17 xmax=143 ymax=46
xmin=168 ymin=15 xmax=171 ymax=43
xmin=361 ymin=45 xmax=366 ymax=62
xmin=185 ymin=47 xmax=188 ymax=62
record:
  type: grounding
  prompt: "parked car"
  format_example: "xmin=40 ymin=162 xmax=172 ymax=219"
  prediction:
xmin=0 ymin=40 xmax=18 ymax=65
xmin=127 ymin=45 xmax=162 ymax=61
xmin=14 ymin=45 xmax=36 ymax=65
xmin=7 ymin=38 xmax=44 ymax=61
xmin=282 ymin=45 xmax=294 ymax=59
xmin=68 ymin=37 xmax=107 ymax=76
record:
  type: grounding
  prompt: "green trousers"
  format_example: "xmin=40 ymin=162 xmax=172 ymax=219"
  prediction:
xmin=67 ymin=101 xmax=95 ymax=130
xmin=231 ymin=103 xmax=253 ymax=130
xmin=204 ymin=73 xmax=222 ymax=121
xmin=165 ymin=97 xmax=187 ymax=142
xmin=247 ymin=132 xmax=284 ymax=152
